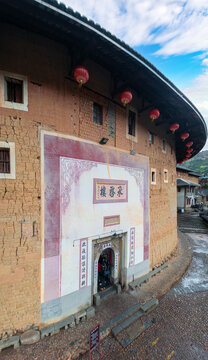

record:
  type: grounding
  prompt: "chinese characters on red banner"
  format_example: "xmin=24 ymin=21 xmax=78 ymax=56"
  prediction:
xmin=80 ymin=238 xmax=88 ymax=288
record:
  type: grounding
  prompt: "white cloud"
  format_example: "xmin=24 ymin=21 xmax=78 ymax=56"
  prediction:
xmin=183 ymin=62 xmax=208 ymax=149
xmin=60 ymin=1 xmax=208 ymax=147
xmin=60 ymin=1 xmax=208 ymax=56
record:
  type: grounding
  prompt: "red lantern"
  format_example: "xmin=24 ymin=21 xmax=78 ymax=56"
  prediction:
xmin=149 ymin=109 xmax=160 ymax=122
xmin=120 ymin=91 xmax=132 ymax=106
xmin=74 ymin=66 xmax=89 ymax=87
xmin=183 ymin=158 xmax=188 ymax=161
xmin=187 ymin=148 xmax=193 ymax=153
xmin=180 ymin=133 xmax=189 ymax=141
xmin=178 ymin=161 xmax=183 ymax=164
xmin=186 ymin=141 xmax=193 ymax=148
xmin=169 ymin=123 xmax=180 ymax=133
xmin=186 ymin=154 xmax=191 ymax=158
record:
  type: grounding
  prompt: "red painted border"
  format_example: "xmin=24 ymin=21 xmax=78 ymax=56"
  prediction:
xmin=79 ymin=238 xmax=88 ymax=289
xmin=93 ymin=178 xmax=128 ymax=204
xmin=103 ymin=215 xmax=120 ymax=227
xmin=44 ymin=134 xmax=149 ymax=301
xmin=129 ymin=227 xmax=135 ymax=267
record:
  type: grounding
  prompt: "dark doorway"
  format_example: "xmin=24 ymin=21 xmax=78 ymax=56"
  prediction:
xmin=98 ymin=248 xmax=113 ymax=291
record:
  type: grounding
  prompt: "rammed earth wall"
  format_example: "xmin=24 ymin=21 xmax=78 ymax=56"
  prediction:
xmin=0 ymin=22 xmax=177 ymax=335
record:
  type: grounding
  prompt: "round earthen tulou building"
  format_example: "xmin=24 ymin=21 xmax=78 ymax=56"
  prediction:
xmin=0 ymin=0 xmax=207 ymax=337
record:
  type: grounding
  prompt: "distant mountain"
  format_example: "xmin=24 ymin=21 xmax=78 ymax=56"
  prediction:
xmin=183 ymin=150 xmax=208 ymax=176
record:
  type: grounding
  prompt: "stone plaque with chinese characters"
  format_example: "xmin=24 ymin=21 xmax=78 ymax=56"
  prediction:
xmin=79 ymin=238 xmax=88 ymax=288
xmin=93 ymin=179 xmax=128 ymax=204
xmin=104 ymin=215 xmax=120 ymax=227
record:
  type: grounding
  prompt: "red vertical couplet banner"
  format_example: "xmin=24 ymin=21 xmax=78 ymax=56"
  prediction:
xmin=89 ymin=324 xmax=102 ymax=359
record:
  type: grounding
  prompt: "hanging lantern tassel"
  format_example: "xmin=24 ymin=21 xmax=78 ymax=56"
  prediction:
xmin=169 ymin=123 xmax=180 ymax=134
xmin=180 ymin=132 xmax=189 ymax=141
xmin=74 ymin=66 xmax=89 ymax=87
xmin=120 ymin=91 xmax=133 ymax=107
xmin=149 ymin=109 xmax=160 ymax=122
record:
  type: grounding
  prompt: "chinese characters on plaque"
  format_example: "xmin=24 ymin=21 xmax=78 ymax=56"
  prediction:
xmin=129 ymin=228 xmax=135 ymax=267
xmin=93 ymin=179 xmax=128 ymax=203
xmin=102 ymin=242 xmax=112 ymax=250
xmin=79 ymin=238 xmax=88 ymax=288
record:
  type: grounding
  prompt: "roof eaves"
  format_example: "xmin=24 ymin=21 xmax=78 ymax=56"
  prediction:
xmin=32 ymin=0 xmax=207 ymax=135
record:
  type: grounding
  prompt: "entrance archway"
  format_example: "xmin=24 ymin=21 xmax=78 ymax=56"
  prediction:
xmin=98 ymin=248 xmax=114 ymax=291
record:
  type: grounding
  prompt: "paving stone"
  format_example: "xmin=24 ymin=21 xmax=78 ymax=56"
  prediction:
xmin=75 ymin=310 xmax=86 ymax=325
xmin=86 ymin=306 xmax=95 ymax=319
xmin=140 ymin=298 xmax=159 ymax=313
xmin=0 ymin=335 xmax=20 ymax=351
xmin=41 ymin=324 xmax=55 ymax=339
xmin=54 ymin=315 xmax=74 ymax=331
xmin=93 ymin=293 xmax=101 ymax=306
xmin=20 ymin=330 xmax=40 ymax=345
xmin=115 ymin=284 xmax=121 ymax=294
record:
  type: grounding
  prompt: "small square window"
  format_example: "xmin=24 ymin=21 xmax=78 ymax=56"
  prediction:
xmin=149 ymin=132 xmax=154 ymax=145
xmin=93 ymin=103 xmax=102 ymax=125
xmin=128 ymin=110 xmax=136 ymax=136
xmin=162 ymin=139 xmax=166 ymax=152
xmin=164 ymin=169 xmax=168 ymax=183
xmin=0 ymin=142 xmax=15 ymax=179
xmin=0 ymin=148 xmax=10 ymax=173
xmin=151 ymin=168 xmax=156 ymax=185
xmin=0 ymin=71 xmax=28 ymax=111
xmin=5 ymin=77 xmax=23 ymax=103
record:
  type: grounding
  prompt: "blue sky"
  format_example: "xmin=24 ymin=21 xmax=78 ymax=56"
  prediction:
xmin=60 ymin=0 xmax=208 ymax=149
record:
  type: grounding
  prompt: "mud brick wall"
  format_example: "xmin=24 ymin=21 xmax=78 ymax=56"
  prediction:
xmin=0 ymin=22 xmax=177 ymax=334
xmin=0 ymin=115 xmax=41 ymax=335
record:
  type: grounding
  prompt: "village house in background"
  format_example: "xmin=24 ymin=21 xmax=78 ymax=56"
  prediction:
xmin=176 ymin=165 xmax=201 ymax=211
xmin=196 ymin=176 xmax=208 ymax=207
xmin=0 ymin=0 xmax=207 ymax=338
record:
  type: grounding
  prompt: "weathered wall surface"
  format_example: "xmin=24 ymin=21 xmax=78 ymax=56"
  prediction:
xmin=0 ymin=115 xmax=41 ymax=335
xmin=0 ymin=23 xmax=177 ymax=334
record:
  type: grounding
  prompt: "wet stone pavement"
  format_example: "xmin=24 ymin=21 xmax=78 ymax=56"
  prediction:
xmin=80 ymin=213 xmax=208 ymax=360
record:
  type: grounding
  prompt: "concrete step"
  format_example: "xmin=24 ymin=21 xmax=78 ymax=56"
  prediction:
xmin=129 ymin=263 xmax=168 ymax=290
xmin=101 ymin=302 xmax=142 ymax=335
xmin=111 ymin=310 xmax=144 ymax=337
xmin=116 ymin=319 xmax=152 ymax=348
xmin=99 ymin=286 xmax=116 ymax=300
xmin=111 ymin=298 xmax=158 ymax=348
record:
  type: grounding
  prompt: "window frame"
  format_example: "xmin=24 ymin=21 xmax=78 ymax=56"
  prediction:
xmin=0 ymin=71 xmax=28 ymax=111
xmin=93 ymin=102 xmax=103 ymax=125
xmin=151 ymin=168 xmax=156 ymax=185
xmin=162 ymin=139 xmax=166 ymax=153
xmin=0 ymin=148 xmax=10 ymax=174
xmin=164 ymin=169 xmax=168 ymax=183
xmin=126 ymin=107 xmax=137 ymax=142
xmin=0 ymin=142 xmax=16 ymax=179
xmin=149 ymin=132 xmax=154 ymax=145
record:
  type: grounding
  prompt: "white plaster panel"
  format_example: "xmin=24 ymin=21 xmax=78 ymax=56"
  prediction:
xmin=60 ymin=158 xmax=145 ymax=296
